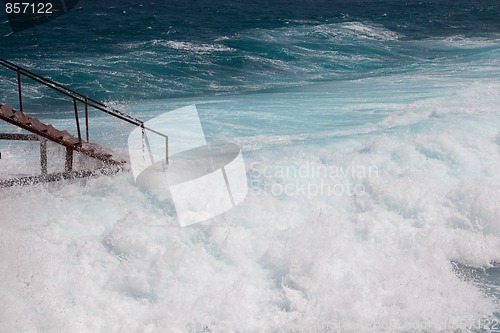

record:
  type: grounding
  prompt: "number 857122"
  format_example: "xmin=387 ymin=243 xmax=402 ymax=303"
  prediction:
xmin=5 ymin=2 xmax=54 ymax=15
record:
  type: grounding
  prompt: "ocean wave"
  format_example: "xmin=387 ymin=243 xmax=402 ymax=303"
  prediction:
xmin=162 ymin=41 xmax=236 ymax=53
xmin=2 ymin=2 xmax=500 ymax=330
xmin=2 ymin=99 xmax=499 ymax=331
xmin=234 ymin=21 xmax=402 ymax=44
xmin=2 ymin=61 xmax=500 ymax=332
xmin=4 ymin=22 xmax=499 ymax=103
xmin=305 ymin=21 xmax=402 ymax=41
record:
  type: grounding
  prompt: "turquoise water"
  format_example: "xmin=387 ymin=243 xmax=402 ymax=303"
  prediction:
xmin=0 ymin=1 xmax=500 ymax=332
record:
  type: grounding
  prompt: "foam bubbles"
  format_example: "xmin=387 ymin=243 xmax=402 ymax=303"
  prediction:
xmin=1 ymin=36 xmax=500 ymax=332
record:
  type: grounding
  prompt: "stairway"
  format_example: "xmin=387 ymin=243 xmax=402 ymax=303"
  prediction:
xmin=0 ymin=56 xmax=168 ymax=186
xmin=0 ymin=103 xmax=125 ymax=166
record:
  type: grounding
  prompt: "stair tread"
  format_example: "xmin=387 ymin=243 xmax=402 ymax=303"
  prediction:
xmin=59 ymin=130 xmax=80 ymax=145
xmin=13 ymin=110 xmax=31 ymax=125
xmin=1 ymin=104 xmax=15 ymax=118
xmin=30 ymin=118 xmax=47 ymax=131
xmin=45 ymin=124 xmax=62 ymax=138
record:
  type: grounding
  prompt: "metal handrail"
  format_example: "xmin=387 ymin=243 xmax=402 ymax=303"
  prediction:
xmin=0 ymin=56 xmax=168 ymax=163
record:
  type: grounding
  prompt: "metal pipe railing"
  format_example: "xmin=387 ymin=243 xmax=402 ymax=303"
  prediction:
xmin=73 ymin=97 xmax=82 ymax=144
xmin=85 ymin=97 xmax=89 ymax=142
xmin=0 ymin=57 xmax=143 ymax=125
xmin=0 ymin=56 xmax=169 ymax=162
xmin=16 ymin=68 xmax=22 ymax=112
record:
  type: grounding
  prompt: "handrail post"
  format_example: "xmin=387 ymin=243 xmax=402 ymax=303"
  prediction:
xmin=73 ymin=98 xmax=82 ymax=144
xmin=40 ymin=137 xmax=47 ymax=175
xmin=141 ymin=125 xmax=145 ymax=156
xmin=85 ymin=97 xmax=89 ymax=142
xmin=17 ymin=68 xmax=23 ymax=112
xmin=165 ymin=136 xmax=169 ymax=165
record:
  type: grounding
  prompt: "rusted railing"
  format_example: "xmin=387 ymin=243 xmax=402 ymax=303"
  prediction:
xmin=0 ymin=56 xmax=168 ymax=163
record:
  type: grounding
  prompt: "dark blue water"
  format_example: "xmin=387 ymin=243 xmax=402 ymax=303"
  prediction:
xmin=1 ymin=0 xmax=499 ymax=102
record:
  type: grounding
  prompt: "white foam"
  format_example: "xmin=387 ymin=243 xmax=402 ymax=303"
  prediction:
xmin=1 ymin=53 xmax=500 ymax=332
xmin=339 ymin=21 xmax=401 ymax=40
xmin=163 ymin=41 xmax=235 ymax=53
